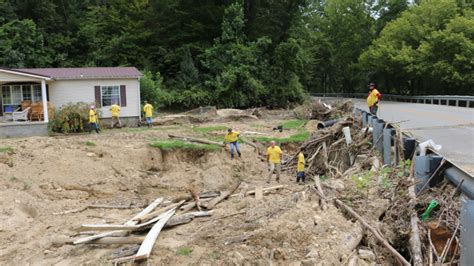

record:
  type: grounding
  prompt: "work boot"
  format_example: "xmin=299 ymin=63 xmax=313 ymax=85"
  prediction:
xmin=238 ymin=152 xmax=241 ymax=158
xmin=231 ymin=153 xmax=234 ymax=160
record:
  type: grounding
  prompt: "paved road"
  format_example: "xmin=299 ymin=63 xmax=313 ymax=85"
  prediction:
xmin=324 ymin=98 xmax=474 ymax=174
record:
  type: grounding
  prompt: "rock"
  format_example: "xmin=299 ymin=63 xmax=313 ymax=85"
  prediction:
xmin=301 ymin=258 xmax=317 ymax=266
xmin=358 ymin=249 xmax=375 ymax=261
xmin=86 ymin=152 xmax=96 ymax=157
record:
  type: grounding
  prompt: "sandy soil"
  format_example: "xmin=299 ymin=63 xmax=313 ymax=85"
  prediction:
xmin=0 ymin=115 xmax=387 ymax=265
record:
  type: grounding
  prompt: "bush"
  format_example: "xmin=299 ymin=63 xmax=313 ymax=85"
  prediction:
xmin=49 ymin=102 xmax=92 ymax=134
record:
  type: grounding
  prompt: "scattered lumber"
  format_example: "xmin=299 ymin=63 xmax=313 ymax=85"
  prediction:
xmin=168 ymin=134 xmax=225 ymax=147
xmin=73 ymin=197 xmax=163 ymax=245
xmin=202 ymin=181 xmax=242 ymax=209
xmin=80 ymin=205 xmax=177 ymax=231
xmin=137 ymin=200 xmax=185 ymax=223
xmin=335 ymin=199 xmax=410 ymax=266
xmin=134 ymin=209 xmax=176 ymax=261
xmin=171 ymin=191 xmax=220 ymax=202
xmin=53 ymin=203 xmax=132 ymax=215
xmin=230 ymin=185 xmax=284 ymax=198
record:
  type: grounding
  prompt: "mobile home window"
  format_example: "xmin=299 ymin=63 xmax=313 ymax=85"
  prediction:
xmin=101 ymin=85 xmax=120 ymax=107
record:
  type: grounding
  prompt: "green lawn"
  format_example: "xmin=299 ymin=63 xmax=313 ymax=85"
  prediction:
xmin=281 ymin=119 xmax=307 ymax=129
xmin=192 ymin=125 xmax=227 ymax=134
xmin=253 ymin=131 xmax=310 ymax=144
xmin=150 ymin=139 xmax=221 ymax=151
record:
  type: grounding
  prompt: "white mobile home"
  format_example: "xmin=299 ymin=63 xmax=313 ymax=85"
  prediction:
xmin=0 ymin=67 xmax=142 ymax=137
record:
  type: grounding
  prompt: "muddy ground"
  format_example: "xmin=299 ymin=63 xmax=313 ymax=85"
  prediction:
xmin=0 ymin=109 xmax=400 ymax=265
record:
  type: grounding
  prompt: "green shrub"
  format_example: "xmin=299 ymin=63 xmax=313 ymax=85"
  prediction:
xmin=49 ymin=102 xmax=93 ymax=134
xmin=150 ymin=140 xmax=221 ymax=151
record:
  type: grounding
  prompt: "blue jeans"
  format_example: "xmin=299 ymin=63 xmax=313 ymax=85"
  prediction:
xmin=230 ymin=141 xmax=241 ymax=158
xmin=296 ymin=172 xmax=305 ymax=183
xmin=89 ymin=123 xmax=99 ymax=133
xmin=146 ymin=117 xmax=152 ymax=124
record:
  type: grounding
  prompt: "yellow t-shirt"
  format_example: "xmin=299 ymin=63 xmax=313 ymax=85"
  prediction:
xmin=297 ymin=152 xmax=305 ymax=172
xmin=89 ymin=109 xmax=97 ymax=123
xmin=110 ymin=104 xmax=121 ymax=117
xmin=143 ymin=104 xmax=153 ymax=118
xmin=224 ymin=131 xmax=240 ymax=143
xmin=267 ymin=146 xmax=283 ymax=164
xmin=367 ymin=89 xmax=381 ymax=107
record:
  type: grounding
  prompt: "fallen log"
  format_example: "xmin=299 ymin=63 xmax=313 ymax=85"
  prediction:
xmin=335 ymin=199 xmax=410 ymax=266
xmin=171 ymin=191 xmax=220 ymax=202
xmin=168 ymin=134 xmax=225 ymax=147
xmin=73 ymin=197 xmax=163 ymax=245
xmin=408 ymin=156 xmax=423 ymax=266
xmin=230 ymin=185 xmax=284 ymax=198
xmin=165 ymin=211 xmax=213 ymax=227
xmin=180 ymin=198 xmax=212 ymax=212
xmin=202 ymin=181 xmax=241 ymax=209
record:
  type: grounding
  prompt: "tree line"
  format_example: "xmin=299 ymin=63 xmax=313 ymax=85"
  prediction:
xmin=0 ymin=0 xmax=472 ymax=109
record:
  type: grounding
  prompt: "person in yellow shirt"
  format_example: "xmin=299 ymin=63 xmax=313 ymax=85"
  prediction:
xmin=109 ymin=102 xmax=121 ymax=128
xmin=267 ymin=141 xmax=283 ymax=183
xmin=143 ymin=101 xmax=154 ymax=128
xmin=224 ymin=128 xmax=241 ymax=159
xmin=88 ymin=105 xmax=99 ymax=134
xmin=296 ymin=152 xmax=305 ymax=184
xmin=367 ymin=83 xmax=382 ymax=115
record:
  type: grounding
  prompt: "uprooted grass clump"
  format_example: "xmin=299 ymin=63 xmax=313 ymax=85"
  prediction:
xmin=150 ymin=139 xmax=221 ymax=151
xmin=254 ymin=131 xmax=310 ymax=144
xmin=84 ymin=141 xmax=96 ymax=146
xmin=0 ymin=146 xmax=14 ymax=153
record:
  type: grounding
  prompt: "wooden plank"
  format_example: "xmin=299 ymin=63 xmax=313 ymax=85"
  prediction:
xmin=137 ymin=200 xmax=185 ymax=223
xmin=73 ymin=197 xmax=163 ymax=245
xmin=80 ymin=209 xmax=174 ymax=231
xmin=134 ymin=209 xmax=176 ymax=260
xmin=255 ymin=186 xmax=263 ymax=200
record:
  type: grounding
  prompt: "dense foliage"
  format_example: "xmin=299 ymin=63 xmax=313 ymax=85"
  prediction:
xmin=0 ymin=0 xmax=472 ymax=109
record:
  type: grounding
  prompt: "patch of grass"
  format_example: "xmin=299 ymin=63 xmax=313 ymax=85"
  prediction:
xmin=352 ymin=171 xmax=372 ymax=190
xmin=281 ymin=119 xmax=307 ymax=129
xmin=150 ymin=140 xmax=221 ymax=151
xmin=193 ymin=125 xmax=227 ymax=134
xmin=9 ymin=176 xmax=18 ymax=182
xmin=254 ymin=131 xmax=310 ymax=144
xmin=0 ymin=146 xmax=14 ymax=153
xmin=176 ymin=247 xmax=193 ymax=256
xmin=208 ymin=251 xmax=221 ymax=260
xmin=84 ymin=140 xmax=96 ymax=146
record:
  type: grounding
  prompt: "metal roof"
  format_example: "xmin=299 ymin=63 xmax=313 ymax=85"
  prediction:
xmin=12 ymin=67 xmax=143 ymax=80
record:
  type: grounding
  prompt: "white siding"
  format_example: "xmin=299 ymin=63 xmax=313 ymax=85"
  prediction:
xmin=49 ymin=79 xmax=140 ymax=118
xmin=0 ymin=72 xmax=43 ymax=82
